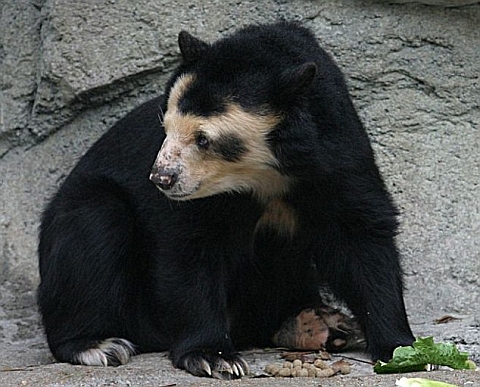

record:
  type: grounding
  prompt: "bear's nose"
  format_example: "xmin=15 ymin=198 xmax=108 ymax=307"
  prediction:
xmin=150 ymin=169 xmax=178 ymax=190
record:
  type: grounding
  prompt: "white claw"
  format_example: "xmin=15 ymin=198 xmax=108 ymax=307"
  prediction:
xmin=200 ymin=359 xmax=212 ymax=376
xmin=101 ymin=354 xmax=108 ymax=367
xmin=238 ymin=362 xmax=246 ymax=376
xmin=220 ymin=359 xmax=234 ymax=374
xmin=239 ymin=358 xmax=249 ymax=375
xmin=232 ymin=363 xmax=239 ymax=376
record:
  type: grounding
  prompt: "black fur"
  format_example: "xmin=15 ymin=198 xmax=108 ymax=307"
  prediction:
xmin=38 ymin=22 xmax=414 ymax=378
xmin=212 ymin=134 xmax=246 ymax=162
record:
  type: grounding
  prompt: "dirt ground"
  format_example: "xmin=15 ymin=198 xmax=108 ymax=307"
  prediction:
xmin=0 ymin=289 xmax=478 ymax=387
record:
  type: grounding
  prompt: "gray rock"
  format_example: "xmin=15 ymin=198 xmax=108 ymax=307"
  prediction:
xmin=0 ymin=0 xmax=42 ymax=154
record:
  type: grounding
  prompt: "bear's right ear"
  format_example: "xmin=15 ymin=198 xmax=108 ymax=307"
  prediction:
xmin=178 ymin=31 xmax=210 ymax=63
xmin=280 ymin=62 xmax=317 ymax=96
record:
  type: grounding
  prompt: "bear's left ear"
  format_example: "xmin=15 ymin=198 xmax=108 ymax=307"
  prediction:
xmin=178 ymin=31 xmax=210 ymax=63
xmin=280 ymin=62 xmax=317 ymax=96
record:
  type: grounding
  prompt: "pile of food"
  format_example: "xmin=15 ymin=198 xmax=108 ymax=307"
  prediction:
xmin=265 ymin=356 xmax=351 ymax=378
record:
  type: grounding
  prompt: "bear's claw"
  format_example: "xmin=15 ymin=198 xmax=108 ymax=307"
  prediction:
xmin=179 ymin=351 xmax=249 ymax=379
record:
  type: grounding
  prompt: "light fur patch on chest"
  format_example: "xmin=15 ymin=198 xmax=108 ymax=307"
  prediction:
xmin=256 ymin=198 xmax=298 ymax=237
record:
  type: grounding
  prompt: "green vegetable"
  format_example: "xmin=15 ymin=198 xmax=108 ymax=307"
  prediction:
xmin=374 ymin=337 xmax=477 ymax=374
xmin=395 ymin=377 xmax=459 ymax=387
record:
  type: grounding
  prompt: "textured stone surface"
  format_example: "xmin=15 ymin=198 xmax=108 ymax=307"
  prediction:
xmin=385 ymin=0 xmax=479 ymax=5
xmin=0 ymin=0 xmax=479 ymax=384
xmin=1 ymin=354 xmax=479 ymax=387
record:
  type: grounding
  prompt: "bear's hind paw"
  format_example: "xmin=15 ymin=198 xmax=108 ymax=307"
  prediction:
xmin=273 ymin=306 xmax=365 ymax=352
xmin=73 ymin=338 xmax=136 ymax=366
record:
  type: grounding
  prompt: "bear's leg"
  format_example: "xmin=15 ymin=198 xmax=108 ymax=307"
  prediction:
xmin=229 ymin=230 xmax=326 ymax=349
xmin=166 ymin=256 xmax=250 ymax=379
xmin=38 ymin=178 xmax=140 ymax=366
xmin=317 ymin=235 xmax=415 ymax=361
xmin=230 ymin=252 xmax=365 ymax=354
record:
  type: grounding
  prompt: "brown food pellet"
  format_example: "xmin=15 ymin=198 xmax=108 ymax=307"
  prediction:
xmin=277 ymin=368 xmax=292 ymax=377
xmin=283 ymin=361 xmax=293 ymax=369
xmin=265 ymin=364 xmax=281 ymax=375
xmin=319 ymin=351 xmax=331 ymax=360
xmin=308 ymin=368 xmax=317 ymax=377
xmin=314 ymin=359 xmax=329 ymax=369
xmin=265 ymin=357 xmax=350 ymax=378
xmin=331 ymin=359 xmax=352 ymax=375
xmin=339 ymin=365 xmax=351 ymax=375
xmin=316 ymin=368 xmax=335 ymax=378
xmin=292 ymin=359 xmax=302 ymax=368
xmin=296 ymin=368 xmax=309 ymax=377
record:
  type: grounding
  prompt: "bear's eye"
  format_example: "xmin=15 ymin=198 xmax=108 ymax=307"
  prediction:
xmin=196 ymin=133 xmax=210 ymax=149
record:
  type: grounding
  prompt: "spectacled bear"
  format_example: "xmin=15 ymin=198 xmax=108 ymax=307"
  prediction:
xmin=38 ymin=22 xmax=415 ymax=379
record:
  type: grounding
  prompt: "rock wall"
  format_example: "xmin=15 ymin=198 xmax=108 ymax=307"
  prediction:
xmin=1 ymin=0 xmax=479 ymax=346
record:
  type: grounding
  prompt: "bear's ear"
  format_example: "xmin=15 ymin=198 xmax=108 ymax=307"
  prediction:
xmin=280 ymin=62 xmax=317 ymax=96
xmin=178 ymin=31 xmax=210 ymax=63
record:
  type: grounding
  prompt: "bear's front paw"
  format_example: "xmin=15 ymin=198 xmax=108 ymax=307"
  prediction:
xmin=177 ymin=350 xmax=249 ymax=379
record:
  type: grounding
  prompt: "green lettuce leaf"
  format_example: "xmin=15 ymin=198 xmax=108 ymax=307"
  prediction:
xmin=395 ymin=377 xmax=459 ymax=387
xmin=373 ymin=337 xmax=476 ymax=374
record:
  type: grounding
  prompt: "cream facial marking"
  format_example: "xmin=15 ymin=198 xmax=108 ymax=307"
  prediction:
xmin=150 ymin=73 xmax=290 ymax=202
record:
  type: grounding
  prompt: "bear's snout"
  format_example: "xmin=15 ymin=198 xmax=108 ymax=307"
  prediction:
xmin=150 ymin=168 xmax=178 ymax=191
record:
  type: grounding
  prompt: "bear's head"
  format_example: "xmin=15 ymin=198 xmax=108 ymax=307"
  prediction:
xmin=150 ymin=28 xmax=317 ymax=202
